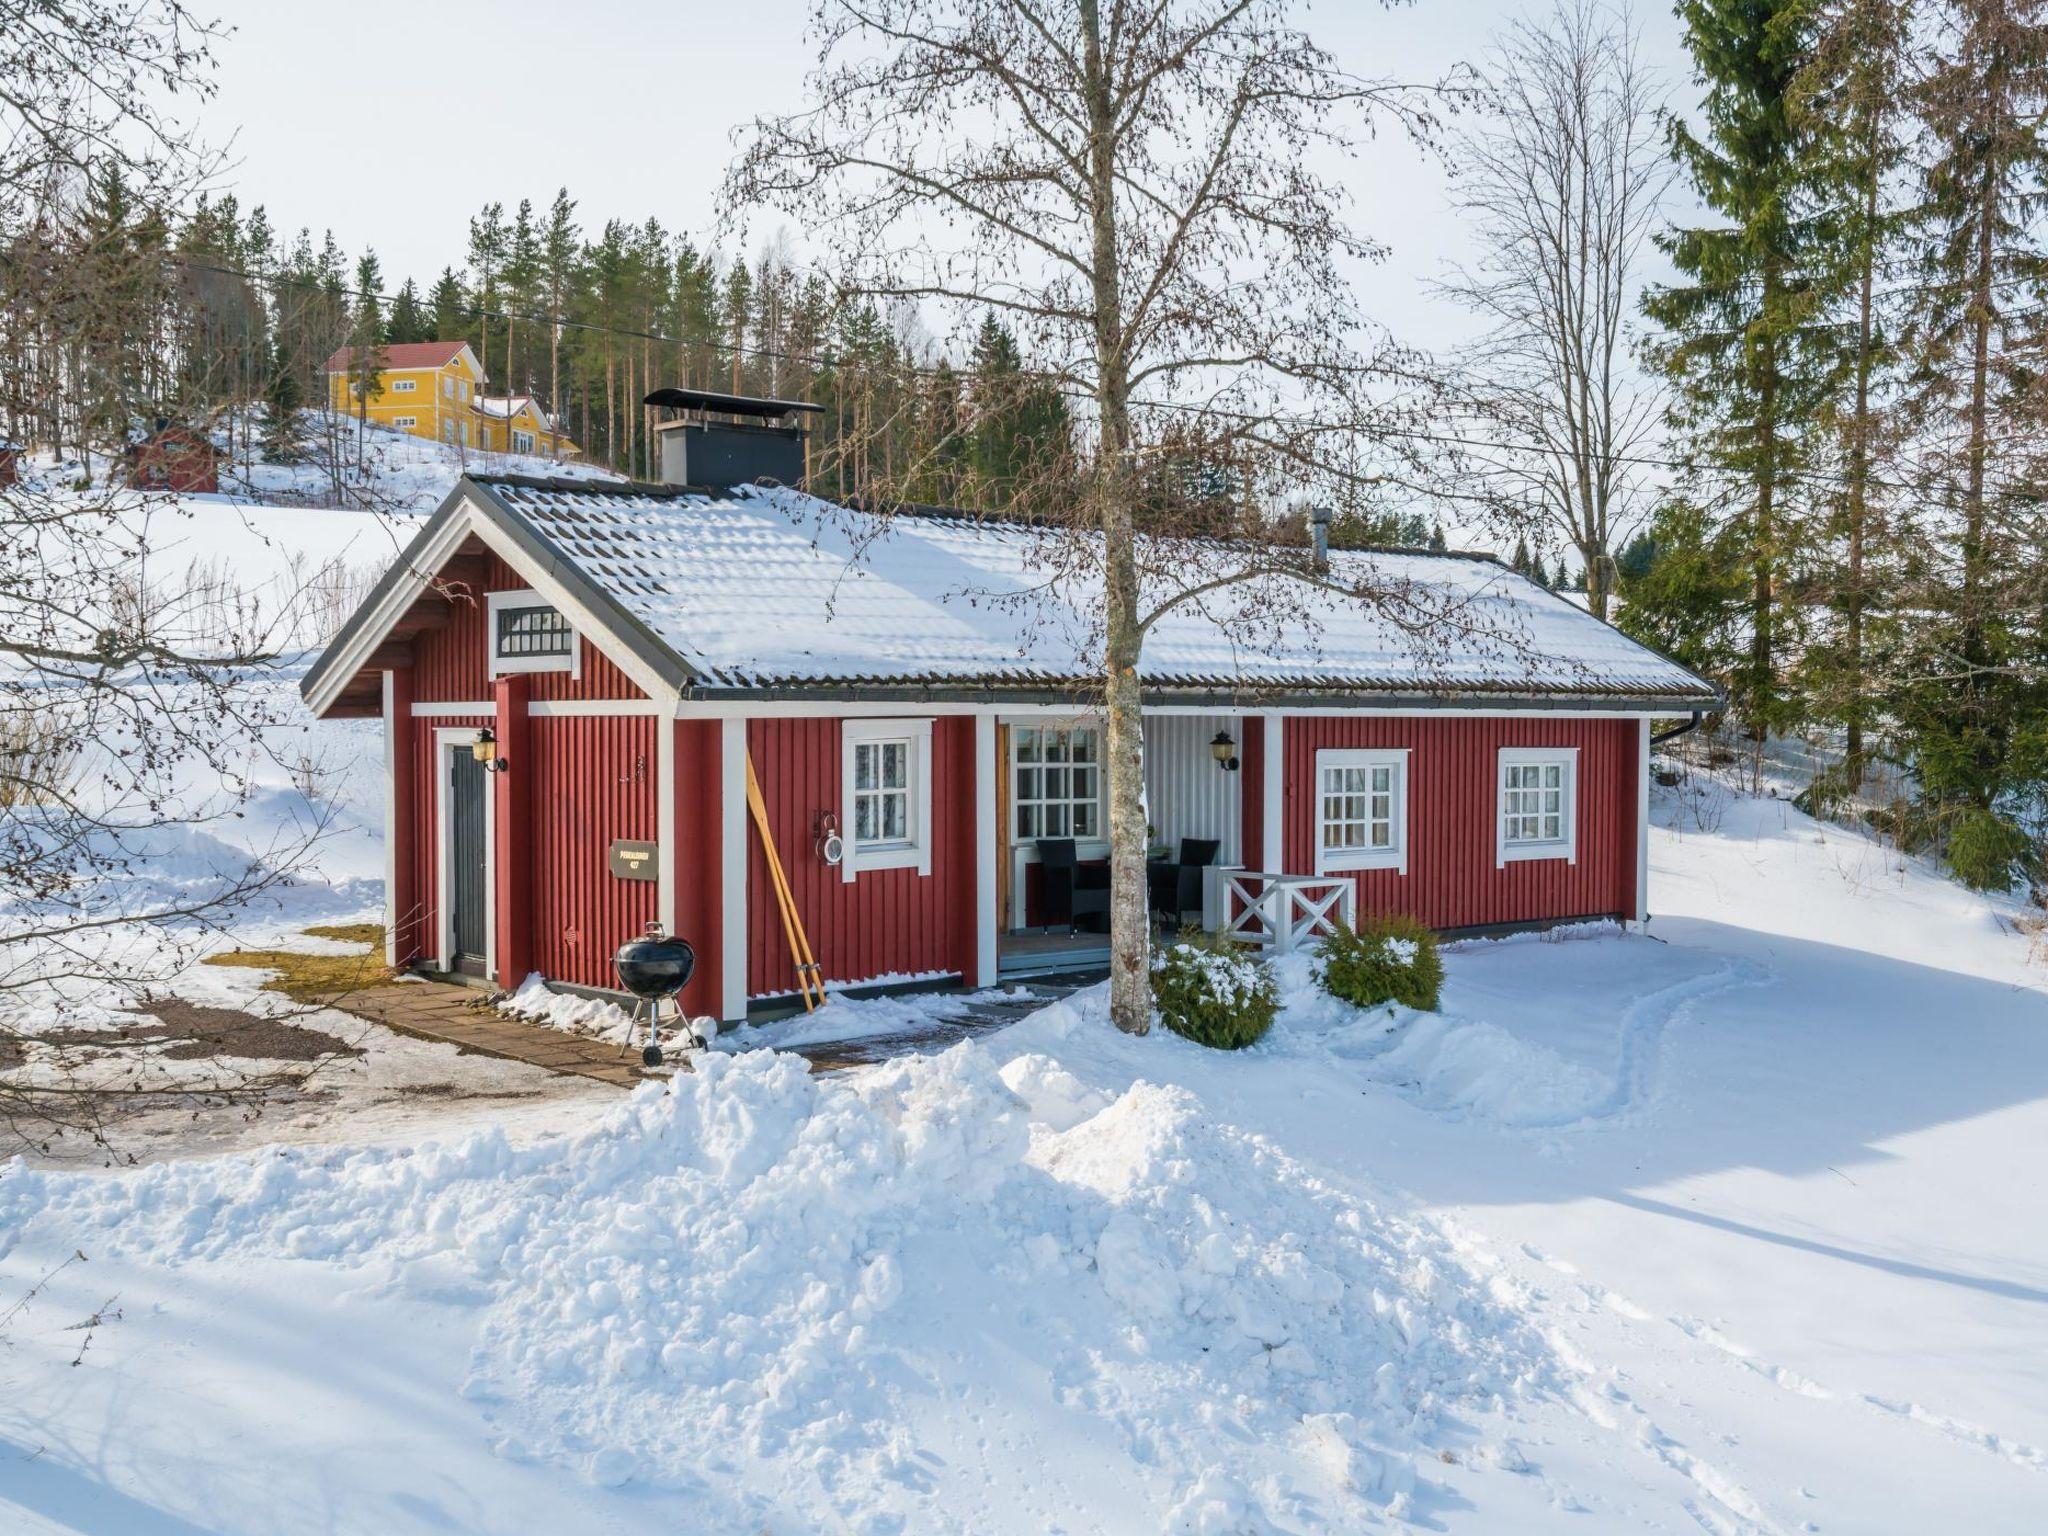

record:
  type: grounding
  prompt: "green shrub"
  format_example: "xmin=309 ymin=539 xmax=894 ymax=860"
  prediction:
xmin=1945 ymin=807 xmax=2034 ymax=893
xmin=1314 ymin=914 xmax=1444 ymax=1012
xmin=1151 ymin=932 xmax=1278 ymax=1049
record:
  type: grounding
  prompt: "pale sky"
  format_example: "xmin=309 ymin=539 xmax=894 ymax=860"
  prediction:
xmin=193 ymin=0 xmax=1694 ymax=358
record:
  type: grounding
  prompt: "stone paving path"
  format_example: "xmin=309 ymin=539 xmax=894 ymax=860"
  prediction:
xmin=331 ymin=970 xmax=1106 ymax=1087
xmin=335 ymin=982 xmax=656 ymax=1088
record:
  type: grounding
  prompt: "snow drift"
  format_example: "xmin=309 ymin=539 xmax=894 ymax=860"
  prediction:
xmin=0 ymin=1035 xmax=1557 ymax=1532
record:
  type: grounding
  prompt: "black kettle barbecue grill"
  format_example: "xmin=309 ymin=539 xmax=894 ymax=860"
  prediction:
xmin=613 ymin=921 xmax=696 ymax=1067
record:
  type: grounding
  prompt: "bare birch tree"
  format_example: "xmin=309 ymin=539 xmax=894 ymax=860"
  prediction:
xmin=1437 ymin=0 xmax=1668 ymax=620
xmin=731 ymin=1 xmax=1477 ymax=1032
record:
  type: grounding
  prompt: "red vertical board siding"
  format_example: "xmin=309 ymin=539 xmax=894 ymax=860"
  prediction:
xmin=386 ymin=669 xmax=421 ymax=965
xmin=1239 ymin=714 xmax=1265 ymax=870
xmin=671 ymin=719 xmax=724 ymax=1019
xmin=1282 ymin=715 xmax=1638 ymax=929
xmin=410 ymin=553 xmax=646 ymax=703
xmin=524 ymin=713 xmax=660 ymax=991
xmin=745 ymin=716 xmax=973 ymax=997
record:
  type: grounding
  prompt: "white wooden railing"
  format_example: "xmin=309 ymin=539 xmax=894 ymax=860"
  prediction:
xmin=1201 ymin=866 xmax=1356 ymax=953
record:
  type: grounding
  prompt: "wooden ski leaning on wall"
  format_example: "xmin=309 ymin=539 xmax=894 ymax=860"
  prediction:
xmin=745 ymin=753 xmax=825 ymax=1012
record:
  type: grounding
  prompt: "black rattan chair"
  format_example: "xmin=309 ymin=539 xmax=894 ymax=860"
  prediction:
xmin=1037 ymin=838 xmax=1110 ymax=934
xmin=1149 ymin=837 xmax=1221 ymax=929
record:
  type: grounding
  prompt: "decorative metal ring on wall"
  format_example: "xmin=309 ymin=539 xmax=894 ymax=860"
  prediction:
xmin=815 ymin=811 xmax=844 ymax=867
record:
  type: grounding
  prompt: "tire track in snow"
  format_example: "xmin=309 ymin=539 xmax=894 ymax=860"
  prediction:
xmin=1576 ymin=956 xmax=1772 ymax=1126
xmin=1671 ymin=1315 xmax=2047 ymax=1473
xmin=1438 ymin=1221 xmax=1786 ymax=1534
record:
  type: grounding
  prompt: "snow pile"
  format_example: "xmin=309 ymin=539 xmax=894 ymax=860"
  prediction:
xmin=499 ymin=971 xmax=638 ymax=1046
xmin=0 ymin=1031 xmax=1558 ymax=1530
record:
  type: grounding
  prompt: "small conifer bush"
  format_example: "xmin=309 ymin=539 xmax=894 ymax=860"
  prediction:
xmin=1314 ymin=914 xmax=1444 ymax=1012
xmin=1151 ymin=930 xmax=1278 ymax=1049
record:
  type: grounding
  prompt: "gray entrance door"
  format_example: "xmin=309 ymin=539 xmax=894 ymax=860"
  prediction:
xmin=448 ymin=748 xmax=488 ymax=977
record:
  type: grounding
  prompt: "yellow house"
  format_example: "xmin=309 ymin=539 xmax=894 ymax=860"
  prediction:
xmin=323 ymin=340 xmax=488 ymax=449
xmin=474 ymin=394 xmax=579 ymax=458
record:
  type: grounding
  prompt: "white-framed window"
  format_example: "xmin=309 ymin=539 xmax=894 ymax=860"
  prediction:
xmin=1314 ymin=748 xmax=1410 ymax=874
xmin=442 ymin=375 xmax=454 ymax=397
xmin=841 ymin=718 xmax=933 ymax=881
xmin=391 ymin=415 xmax=417 ymax=428
xmin=485 ymin=587 xmax=579 ymax=676
xmin=1010 ymin=721 xmax=1102 ymax=843
xmin=1497 ymin=747 xmax=1578 ymax=866
xmin=391 ymin=378 xmax=417 ymax=392
xmin=512 ymin=429 xmax=535 ymax=454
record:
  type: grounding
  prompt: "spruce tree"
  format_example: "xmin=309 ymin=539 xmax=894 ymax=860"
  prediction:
xmin=345 ymin=249 xmax=386 ymax=469
xmin=966 ymin=315 xmax=1072 ymax=513
xmin=1794 ymin=0 xmax=1912 ymax=793
xmin=429 ymin=268 xmax=466 ymax=341
xmin=386 ymin=278 xmax=427 ymax=344
xmin=1894 ymin=0 xmax=2048 ymax=886
xmin=261 ymin=336 xmax=302 ymax=463
xmin=1646 ymin=0 xmax=1845 ymax=751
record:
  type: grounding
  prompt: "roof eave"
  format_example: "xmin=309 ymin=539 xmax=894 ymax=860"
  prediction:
xmin=677 ymin=677 xmax=1725 ymax=713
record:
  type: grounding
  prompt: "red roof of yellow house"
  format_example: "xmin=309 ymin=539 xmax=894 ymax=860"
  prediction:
xmin=320 ymin=340 xmax=474 ymax=374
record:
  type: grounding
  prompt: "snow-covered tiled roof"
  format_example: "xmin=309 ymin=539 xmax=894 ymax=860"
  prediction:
xmin=467 ymin=478 xmax=1715 ymax=706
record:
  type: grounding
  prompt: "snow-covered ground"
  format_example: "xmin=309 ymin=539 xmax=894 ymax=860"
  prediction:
xmin=4 ymin=773 xmax=2044 ymax=1533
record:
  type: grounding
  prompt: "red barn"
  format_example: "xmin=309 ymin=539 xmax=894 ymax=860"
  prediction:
xmin=302 ymin=396 xmax=1718 ymax=1024
xmin=127 ymin=424 xmax=220 ymax=493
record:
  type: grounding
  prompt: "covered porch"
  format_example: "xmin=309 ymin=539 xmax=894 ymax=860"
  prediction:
xmin=994 ymin=709 xmax=1354 ymax=980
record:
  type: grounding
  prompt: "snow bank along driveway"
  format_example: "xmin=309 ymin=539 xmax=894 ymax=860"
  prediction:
xmin=3 ymin=787 xmax=2047 ymax=1533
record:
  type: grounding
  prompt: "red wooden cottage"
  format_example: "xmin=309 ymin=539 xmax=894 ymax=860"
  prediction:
xmin=126 ymin=423 xmax=221 ymax=493
xmin=301 ymin=394 xmax=1719 ymax=1025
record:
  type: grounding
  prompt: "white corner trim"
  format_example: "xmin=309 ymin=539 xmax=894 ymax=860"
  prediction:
xmin=485 ymin=586 xmax=580 ymax=678
xmin=1496 ymin=745 xmax=1580 ymax=869
xmin=1312 ymin=746 xmax=1411 ymax=877
xmin=840 ymin=717 xmax=935 ymax=883
xmin=720 ymin=717 xmax=748 ymax=1022
xmin=1636 ymin=717 xmax=1651 ymax=922
xmin=1260 ymin=711 xmax=1284 ymax=873
xmin=432 ymin=727 xmax=495 ymax=977
xmin=382 ymin=672 xmax=399 ymax=965
xmin=974 ymin=713 xmax=998 ymax=987
xmin=656 ymin=700 xmax=677 ymax=937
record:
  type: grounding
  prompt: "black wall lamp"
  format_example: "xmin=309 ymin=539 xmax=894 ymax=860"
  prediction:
xmin=1210 ymin=730 xmax=1239 ymax=772
xmin=472 ymin=726 xmax=509 ymax=774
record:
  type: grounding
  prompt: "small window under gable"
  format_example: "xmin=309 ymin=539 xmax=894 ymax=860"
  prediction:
xmin=1315 ymin=747 xmax=1409 ymax=875
xmin=485 ymin=587 xmax=579 ymax=676
xmin=841 ymin=718 xmax=933 ymax=882
xmin=1497 ymin=747 xmax=1578 ymax=866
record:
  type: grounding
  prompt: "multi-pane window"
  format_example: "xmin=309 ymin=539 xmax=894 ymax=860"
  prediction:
xmin=391 ymin=415 xmax=417 ymax=428
xmin=852 ymin=738 xmax=913 ymax=849
xmin=513 ymin=429 xmax=535 ymax=454
xmin=391 ymin=378 xmax=417 ymax=392
xmin=495 ymin=604 xmax=571 ymax=658
xmin=1314 ymin=749 xmax=1408 ymax=873
xmin=1498 ymin=749 xmax=1576 ymax=863
xmin=841 ymin=719 xmax=933 ymax=880
xmin=1012 ymin=724 xmax=1101 ymax=841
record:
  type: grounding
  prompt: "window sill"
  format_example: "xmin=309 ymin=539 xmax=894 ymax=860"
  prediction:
xmin=1499 ymin=841 xmax=1575 ymax=865
xmin=1317 ymin=850 xmax=1406 ymax=875
xmin=846 ymin=844 xmax=927 ymax=877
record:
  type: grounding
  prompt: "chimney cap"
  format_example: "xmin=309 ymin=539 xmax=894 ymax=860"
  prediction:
xmin=642 ymin=387 xmax=824 ymax=420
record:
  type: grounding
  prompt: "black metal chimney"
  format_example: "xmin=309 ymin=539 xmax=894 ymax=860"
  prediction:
xmin=642 ymin=388 xmax=824 ymax=491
